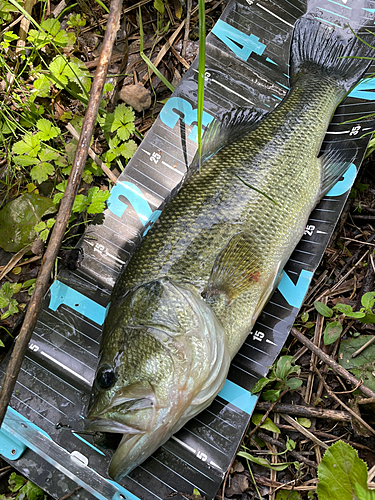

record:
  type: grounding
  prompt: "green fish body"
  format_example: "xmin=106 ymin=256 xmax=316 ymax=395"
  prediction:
xmin=87 ymin=18 xmax=372 ymax=479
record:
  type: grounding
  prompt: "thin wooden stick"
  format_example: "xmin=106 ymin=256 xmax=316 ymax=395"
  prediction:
xmin=65 ymin=123 xmax=118 ymax=185
xmin=291 ymin=327 xmax=375 ymax=399
xmin=255 ymin=402 xmax=351 ymax=422
xmin=0 ymin=0 xmax=123 ymax=427
xmin=313 ymin=367 xmax=375 ymax=437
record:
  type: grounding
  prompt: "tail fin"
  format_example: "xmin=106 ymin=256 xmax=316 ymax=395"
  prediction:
xmin=290 ymin=17 xmax=374 ymax=92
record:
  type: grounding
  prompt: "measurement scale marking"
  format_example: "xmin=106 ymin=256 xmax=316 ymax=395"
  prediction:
xmin=179 ymin=425 xmax=229 ymax=456
xmin=9 ymin=377 xmax=67 ymax=418
xmin=137 ymin=463 xmax=193 ymax=499
xmin=38 ymin=315 xmax=101 ymax=341
xmin=256 ymin=3 xmax=295 ymax=27
xmin=20 ymin=366 xmax=76 ymax=405
xmin=34 ymin=321 xmax=100 ymax=363
xmin=10 ymin=393 xmax=57 ymax=427
xmin=43 ymin=308 xmax=102 ymax=337
xmin=34 ymin=323 xmax=99 ymax=358
xmin=150 ymin=454 xmax=208 ymax=492
xmin=192 ymin=68 xmax=255 ymax=105
xmin=40 ymin=351 xmax=91 ymax=386
xmin=136 ymin=156 xmax=181 ymax=185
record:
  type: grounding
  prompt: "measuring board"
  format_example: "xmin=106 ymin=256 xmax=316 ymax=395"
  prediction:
xmin=1 ymin=1 xmax=375 ymax=499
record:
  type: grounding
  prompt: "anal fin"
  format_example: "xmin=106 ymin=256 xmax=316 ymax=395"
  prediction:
xmin=319 ymin=141 xmax=357 ymax=198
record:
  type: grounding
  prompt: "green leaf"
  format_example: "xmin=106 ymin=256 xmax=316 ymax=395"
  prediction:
xmin=54 ymin=30 xmax=75 ymax=47
xmin=30 ymin=162 xmax=54 ymax=184
xmin=36 ymin=119 xmax=61 ymax=140
xmin=276 ymin=491 xmax=301 ymax=500
xmin=41 ymin=18 xmax=60 ymax=35
xmin=275 ymin=356 xmax=300 ymax=382
xmin=314 ymin=301 xmax=333 ymax=318
xmin=296 ymin=418 xmax=311 ymax=428
xmin=117 ymin=140 xmax=137 ymax=160
xmin=19 ymin=481 xmax=44 ymax=500
xmin=8 ymin=473 xmax=26 ymax=493
xmin=362 ymin=292 xmax=375 ymax=311
xmin=154 ymin=0 xmax=164 ymax=14
xmin=251 ymin=377 xmax=272 ymax=394
xmin=301 ymin=311 xmax=309 ymax=323
xmin=72 ymin=194 xmax=88 ymax=213
xmin=333 ymin=303 xmax=353 ymax=315
xmin=286 ymin=436 xmax=296 ymax=451
xmin=355 ymin=484 xmax=375 ymax=500
xmin=237 ymin=451 xmax=296 ymax=471
xmin=339 ymin=335 xmax=375 ymax=392
xmin=86 ymin=187 xmax=110 ymax=214
xmin=359 ymin=312 xmax=375 ymax=323
xmin=285 ymin=377 xmax=303 ymax=390
xmin=33 ymin=74 xmax=51 ymax=97
xmin=262 ymin=389 xmax=280 ymax=402
xmin=22 ymin=279 xmax=36 ymax=289
xmin=317 ymin=441 xmax=369 ymax=500
xmin=12 ymin=134 xmax=41 ymax=157
xmin=34 ymin=221 xmax=46 ymax=232
xmin=49 ymin=56 xmax=69 ymax=88
xmin=0 ymin=193 xmax=56 ymax=252
xmin=323 ymin=321 xmax=343 ymax=346
xmin=13 ymin=156 xmax=39 ymax=167
xmin=252 ymin=413 xmax=280 ymax=433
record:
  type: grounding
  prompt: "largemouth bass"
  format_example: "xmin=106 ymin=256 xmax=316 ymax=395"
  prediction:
xmin=87 ymin=17 xmax=372 ymax=480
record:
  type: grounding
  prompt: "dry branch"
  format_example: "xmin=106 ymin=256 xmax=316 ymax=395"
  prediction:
xmin=291 ymin=327 xmax=375 ymax=399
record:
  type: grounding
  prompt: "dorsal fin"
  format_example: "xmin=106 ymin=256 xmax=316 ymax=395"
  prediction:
xmin=191 ymin=107 xmax=267 ymax=170
xmin=318 ymin=140 xmax=357 ymax=198
xmin=206 ymin=232 xmax=262 ymax=303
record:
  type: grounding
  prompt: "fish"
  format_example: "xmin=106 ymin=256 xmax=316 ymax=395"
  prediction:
xmin=86 ymin=17 xmax=373 ymax=480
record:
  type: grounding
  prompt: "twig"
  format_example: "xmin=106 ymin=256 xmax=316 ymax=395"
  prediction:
xmin=182 ymin=0 xmax=192 ymax=59
xmin=65 ymin=123 xmax=118 ymax=185
xmin=0 ymin=245 xmax=32 ymax=281
xmin=58 ymin=487 xmax=82 ymax=500
xmin=291 ymin=327 xmax=375 ymax=398
xmin=280 ymin=414 xmax=329 ymax=449
xmin=313 ymin=367 xmax=375 ymax=436
xmin=305 ymin=298 xmax=326 ymax=404
xmin=247 ymin=389 xmax=288 ymax=439
xmin=255 ymin=402 xmax=351 ymax=422
xmin=351 ymin=335 xmax=375 ymax=358
xmin=257 ymin=432 xmax=318 ymax=469
xmin=142 ymin=20 xmax=186 ymax=85
xmin=0 ymin=0 xmax=123 ymax=427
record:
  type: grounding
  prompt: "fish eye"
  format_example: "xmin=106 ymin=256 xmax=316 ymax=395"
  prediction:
xmin=96 ymin=365 xmax=116 ymax=389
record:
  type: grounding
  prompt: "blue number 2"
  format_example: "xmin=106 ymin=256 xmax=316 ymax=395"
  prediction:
xmin=107 ymin=181 xmax=161 ymax=235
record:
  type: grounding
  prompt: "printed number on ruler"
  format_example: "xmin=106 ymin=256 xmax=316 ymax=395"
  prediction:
xmin=252 ymin=330 xmax=264 ymax=342
xmin=150 ymin=152 xmax=161 ymax=164
xmin=107 ymin=181 xmax=161 ymax=236
xmin=304 ymin=225 xmax=315 ymax=236
xmin=211 ymin=20 xmax=266 ymax=61
xmin=29 ymin=343 xmax=39 ymax=352
xmin=160 ymin=97 xmax=214 ymax=143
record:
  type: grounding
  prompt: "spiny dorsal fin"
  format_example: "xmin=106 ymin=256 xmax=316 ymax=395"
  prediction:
xmin=191 ymin=107 xmax=267 ymax=170
xmin=206 ymin=232 xmax=262 ymax=303
xmin=319 ymin=140 xmax=357 ymax=198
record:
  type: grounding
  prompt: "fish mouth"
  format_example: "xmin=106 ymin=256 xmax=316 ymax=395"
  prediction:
xmin=85 ymin=417 xmax=144 ymax=435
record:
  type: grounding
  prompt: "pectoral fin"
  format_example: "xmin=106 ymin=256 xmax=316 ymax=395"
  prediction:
xmin=206 ymin=232 xmax=262 ymax=303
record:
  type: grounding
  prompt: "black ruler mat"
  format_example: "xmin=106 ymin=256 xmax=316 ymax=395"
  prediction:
xmin=1 ymin=1 xmax=375 ymax=499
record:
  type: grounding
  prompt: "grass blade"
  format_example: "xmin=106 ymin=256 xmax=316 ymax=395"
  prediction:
xmin=197 ymin=0 xmax=205 ymax=171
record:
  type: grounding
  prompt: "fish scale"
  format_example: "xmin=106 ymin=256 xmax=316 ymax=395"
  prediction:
xmin=87 ymin=17 xmax=375 ymax=480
